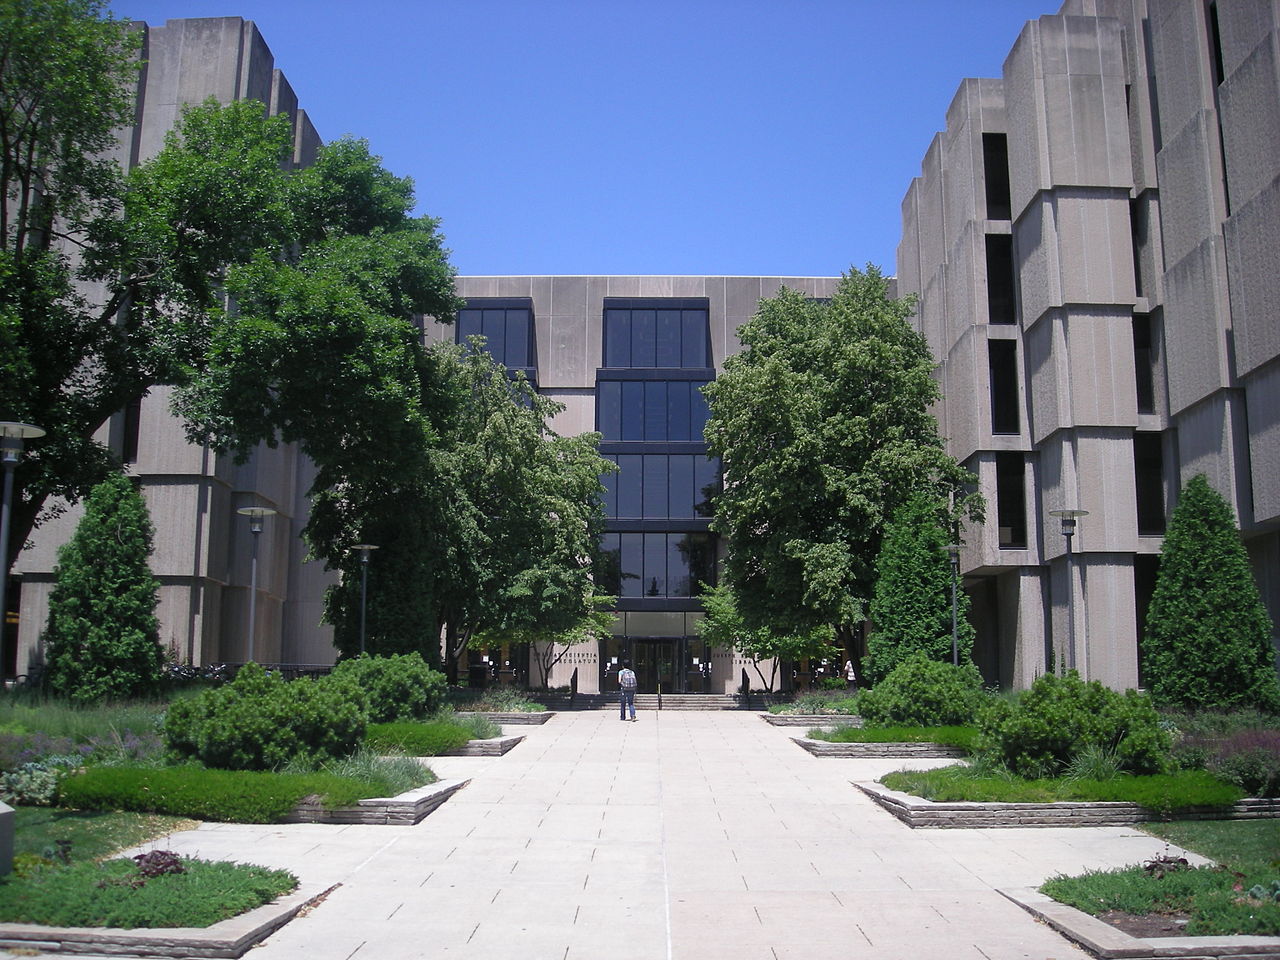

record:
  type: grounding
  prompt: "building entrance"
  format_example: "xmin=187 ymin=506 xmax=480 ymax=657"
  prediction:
xmin=601 ymin=637 xmax=712 ymax=693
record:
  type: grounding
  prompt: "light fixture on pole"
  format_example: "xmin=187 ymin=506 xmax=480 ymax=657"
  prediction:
xmin=352 ymin=544 xmax=379 ymax=655
xmin=945 ymin=543 xmax=961 ymax=666
xmin=1048 ymin=508 xmax=1089 ymax=674
xmin=236 ymin=506 xmax=277 ymax=664
xmin=0 ymin=423 xmax=45 ymax=653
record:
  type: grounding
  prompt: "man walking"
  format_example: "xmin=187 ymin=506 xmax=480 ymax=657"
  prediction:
xmin=618 ymin=660 xmax=638 ymax=721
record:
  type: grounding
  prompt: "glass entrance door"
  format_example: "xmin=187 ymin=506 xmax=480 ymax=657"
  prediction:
xmin=633 ymin=640 xmax=677 ymax=693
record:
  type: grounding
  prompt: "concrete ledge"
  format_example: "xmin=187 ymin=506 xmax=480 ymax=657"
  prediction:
xmin=285 ymin=778 xmax=469 ymax=825
xmin=455 ymin=711 xmax=553 ymax=725
xmin=761 ymin=714 xmax=864 ymax=727
xmin=0 ymin=881 xmax=335 ymax=959
xmin=855 ymin=781 xmax=1280 ymax=829
xmin=444 ymin=734 xmax=525 ymax=757
xmin=795 ymin=737 xmax=966 ymax=758
xmin=999 ymin=886 xmax=1280 ymax=959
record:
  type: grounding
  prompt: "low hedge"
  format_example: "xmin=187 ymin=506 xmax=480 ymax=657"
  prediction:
xmin=0 ymin=855 xmax=297 ymax=929
xmin=858 ymin=655 xmax=987 ymax=727
xmin=366 ymin=721 xmax=473 ymax=757
xmin=329 ymin=654 xmax=447 ymax=722
xmin=59 ymin=765 xmax=394 ymax=823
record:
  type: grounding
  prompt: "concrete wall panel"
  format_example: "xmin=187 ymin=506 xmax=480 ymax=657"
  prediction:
xmin=1162 ymin=238 xmax=1231 ymax=414
xmin=1245 ymin=360 xmax=1280 ymax=525
xmin=1080 ymin=554 xmax=1139 ymax=688
xmin=1154 ymin=111 xmax=1225 ymax=267
xmin=1218 ymin=33 xmax=1280 ymax=209
xmin=1148 ymin=0 xmax=1213 ymax=145
xmin=1175 ymin=389 xmax=1253 ymax=525
xmin=1225 ymin=176 xmax=1280 ymax=377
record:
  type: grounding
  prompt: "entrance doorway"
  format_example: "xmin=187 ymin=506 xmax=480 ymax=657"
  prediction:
xmin=601 ymin=637 xmax=711 ymax=693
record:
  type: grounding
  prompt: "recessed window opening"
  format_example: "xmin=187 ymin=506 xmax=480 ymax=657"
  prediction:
xmin=1129 ymin=199 xmax=1146 ymax=298
xmin=456 ymin=304 xmax=534 ymax=368
xmin=987 ymin=339 xmax=1020 ymax=435
xmin=982 ymin=133 xmax=1012 ymax=220
xmin=122 ymin=394 xmax=143 ymax=464
xmin=995 ymin=452 xmax=1027 ymax=549
xmin=985 ymin=234 xmax=1016 ymax=324
xmin=1132 ymin=314 xmax=1156 ymax=415
xmin=1134 ymin=432 xmax=1166 ymax=535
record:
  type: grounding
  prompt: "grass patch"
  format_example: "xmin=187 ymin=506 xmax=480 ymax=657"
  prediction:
xmin=12 ymin=808 xmax=194 ymax=862
xmin=1142 ymin=819 xmax=1280 ymax=872
xmin=366 ymin=720 xmax=473 ymax=756
xmin=0 ymin=856 xmax=297 ymax=929
xmin=809 ymin=725 xmax=978 ymax=750
xmin=880 ymin=766 xmax=1244 ymax=813
xmin=59 ymin=764 xmax=430 ymax=823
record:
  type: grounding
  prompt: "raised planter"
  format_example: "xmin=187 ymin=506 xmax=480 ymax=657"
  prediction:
xmin=286 ymin=778 xmax=469 ymax=826
xmin=0 ymin=881 xmax=335 ymax=959
xmin=855 ymin=780 xmax=1280 ymax=829
xmin=795 ymin=737 xmax=965 ymax=758
xmin=444 ymin=734 xmax=525 ymax=757
xmin=761 ymin=714 xmax=864 ymax=727
xmin=455 ymin=711 xmax=553 ymax=725
xmin=999 ymin=886 xmax=1280 ymax=959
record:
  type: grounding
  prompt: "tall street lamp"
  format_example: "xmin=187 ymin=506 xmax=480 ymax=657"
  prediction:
xmin=1049 ymin=508 xmax=1089 ymax=674
xmin=352 ymin=544 xmax=379 ymax=655
xmin=0 ymin=423 xmax=45 ymax=658
xmin=236 ymin=506 xmax=277 ymax=664
xmin=945 ymin=543 xmax=961 ymax=666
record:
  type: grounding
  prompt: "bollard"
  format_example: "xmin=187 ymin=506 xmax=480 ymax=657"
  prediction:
xmin=0 ymin=801 xmax=13 ymax=876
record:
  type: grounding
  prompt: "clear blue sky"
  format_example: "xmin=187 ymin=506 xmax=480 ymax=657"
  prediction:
xmin=110 ymin=0 xmax=1053 ymax=278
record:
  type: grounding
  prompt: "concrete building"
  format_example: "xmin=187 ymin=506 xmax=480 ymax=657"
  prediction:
xmin=9 ymin=3 xmax=1279 ymax=694
xmin=897 ymin=0 xmax=1280 ymax=690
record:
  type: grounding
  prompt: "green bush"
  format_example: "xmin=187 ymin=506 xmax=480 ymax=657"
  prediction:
xmin=327 ymin=653 xmax=446 ymax=722
xmin=366 ymin=720 xmax=472 ymax=756
xmin=1206 ymin=730 xmax=1280 ymax=797
xmin=59 ymin=765 xmax=393 ymax=822
xmin=979 ymin=671 xmax=1171 ymax=778
xmin=0 ymin=855 xmax=296 ymax=928
xmin=163 ymin=663 xmax=365 ymax=771
xmin=771 ymin=691 xmax=860 ymax=715
xmin=858 ymin=654 xmax=986 ymax=727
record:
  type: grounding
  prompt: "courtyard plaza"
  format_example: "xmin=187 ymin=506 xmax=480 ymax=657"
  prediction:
xmin=43 ymin=711 xmax=1206 ymax=959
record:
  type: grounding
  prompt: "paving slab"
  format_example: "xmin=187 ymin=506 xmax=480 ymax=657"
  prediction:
xmin=5 ymin=711 xmax=1235 ymax=959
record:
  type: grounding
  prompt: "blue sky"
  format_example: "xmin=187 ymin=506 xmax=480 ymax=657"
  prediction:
xmin=111 ymin=1 xmax=1053 ymax=278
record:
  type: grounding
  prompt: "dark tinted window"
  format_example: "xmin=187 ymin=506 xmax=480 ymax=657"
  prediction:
xmin=1134 ymin=432 xmax=1166 ymax=535
xmin=598 ymin=380 xmax=712 ymax=441
xmin=982 ymin=133 xmax=1012 ymax=220
xmin=986 ymin=235 xmax=1016 ymax=324
xmin=602 ymin=532 xmax=715 ymax=598
xmin=988 ymin=339 xmax=1020 ymax=434
xmin=1133 ymin=314 xmax=1156 ymax=415
xmin=604 ymin=304 xmax=710 ymax=369
xmin=995 ymin=452 xmax=1027 ymax=549
xmin=457 ymin=306 xmax=534 ymax=367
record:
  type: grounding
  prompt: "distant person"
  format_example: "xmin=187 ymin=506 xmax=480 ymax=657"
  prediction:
xmin=619 ymin=660 xmax=638 ymax=721
xmin=844 ymin=659 xmax=858 ymax=691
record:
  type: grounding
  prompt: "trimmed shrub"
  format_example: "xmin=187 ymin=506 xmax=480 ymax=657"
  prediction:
xmin=366 ymin=720 xmax=472 ymax=756
xmin=979 ymin=671 xmax=1171 ymax=778
xmin=858 ymin=654 xmax=986 ymax=727
xmin=1206 ymin=729 xmax=1280 ymax=797
xmin=42 ymin=472 xmax=164 ymax=703
xmin=327 ymin=653 xmax=446 ymax=722
xmin=163 ymin=663 xmax=364 ymax=771
xmin=1142 ymin=475 xmax=1280 ymax=712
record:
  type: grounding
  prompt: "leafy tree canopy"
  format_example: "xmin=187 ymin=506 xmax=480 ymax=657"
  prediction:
xmin=865 ymin=490 xmax=976 ymax=683
xmin=1142 ymin=474 xmax=1280 ymax=712
xmin=43 ymin=471 xmax=162 ymax=702
xmin=702 ymin=266 xmax=981 ymax=667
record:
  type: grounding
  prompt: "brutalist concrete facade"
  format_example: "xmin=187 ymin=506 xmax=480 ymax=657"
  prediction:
xmin=12 ymin=18 xmax=332 ymax=676
xmin=898 ymin=0 xmax=1280 ymax=689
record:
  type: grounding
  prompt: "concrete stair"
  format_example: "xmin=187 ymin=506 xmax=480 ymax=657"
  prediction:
xmin=531 ymin=692 xmax=771 ymax=711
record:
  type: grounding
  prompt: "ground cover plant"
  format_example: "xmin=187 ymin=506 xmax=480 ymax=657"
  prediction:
xmin=768 ymin=691 xmax=860 ymax=715
xmin=446 ymin=687 xmax=546 ymax=712
xmin=0 ymin=853 xmax=297 ymax=929
xmin=1043 ymin=819 xmax=1280 ymax=936
xmin=880 ymin=765 xmax=1243 ymax=814
xmin=12 ymin=808 xmax=193 ymax=864
xmin=366 ymin=720 xmax=473 ymax=757
xmin=809 ymin=725 xmax=978 ymax=751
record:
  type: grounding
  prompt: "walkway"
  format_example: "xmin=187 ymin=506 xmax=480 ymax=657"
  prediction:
xmin=118 ymin=712 xmax=1190 ymax=958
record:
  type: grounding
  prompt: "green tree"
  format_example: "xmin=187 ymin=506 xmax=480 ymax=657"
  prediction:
xmin=42 ymin=472 xmax=162 ymax=702
xmin=702 ymin=267 xmax=981 ymax=675
xmin=864 ymin=491 xmax=976 ymax=683
xmin=478 ymin=592 xmax=616 ymax=690
xmin=2 ymin=2 xmax=459 ymax=583
xmin=1142 ymin=474 xmax=1280 ymax=711
xmin=696 ymin=583 xmax=837 ymax=693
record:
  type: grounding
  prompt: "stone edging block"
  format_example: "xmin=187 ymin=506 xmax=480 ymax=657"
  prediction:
xmin=999 ymin=886 xmax=1280 ymax=959
xmin=444 ymin=734 xmax=525 ymax=757
xmin=286 ymin=778 xmax=469 ymax=825
xmin=761 ymin=714 xmax=864 ymax=727
xmin=794 ymin=737 xmax=966 ymax=758
xmin=854 ymin=780 xmax=1280 ymax=829
xmin=0 ymin=881 xmax=335 ymax=959
xmin=455 ymin=711 xmax=554 ymax=724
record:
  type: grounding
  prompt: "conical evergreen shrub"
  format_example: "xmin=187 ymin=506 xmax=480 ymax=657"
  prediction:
xmin=864 ymin=492 xmax=975 ymax=683
xmin=1142 ymin=474 xmax=1280 ymax=711
xmin=43 ymin=472 xmax=163 ymax=703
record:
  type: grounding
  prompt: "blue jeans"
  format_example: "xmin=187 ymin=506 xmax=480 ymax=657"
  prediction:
xmin=620 ymin=688 xmax=636 ymax=719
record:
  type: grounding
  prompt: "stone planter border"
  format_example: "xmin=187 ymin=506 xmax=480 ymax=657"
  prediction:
xmin=286 ymin=778 xmax=469 ymax=825
xmin=795 ymin=737 xmax=965 ymax=758
xmin=0 ymin=881 xmax=335 ymax=959
xmin=761 ymin=714 xmax=864 ymax=727
xmin=444 ymin=734 xmax=525 ymax=757
xmin=855 ymin=780 xmax=1280 ymax=829
xmin=999 ymin=886 xmax=1280 ymax=959
xmin=455 ymin=711 xmax=553 ymax=725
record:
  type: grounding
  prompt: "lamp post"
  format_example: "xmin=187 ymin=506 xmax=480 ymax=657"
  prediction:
xmin=945 ymin=543 xmax=961 ymax=666
xmin=1049 ymin=508 xmax=1089 ymax=674
xmin=0 ymin=423 xmax=45 ymax=655
xmin=236 ymin=507 xmax=277 ymax=663
xmin=352 ymin=544 xmax=379 ymax=655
